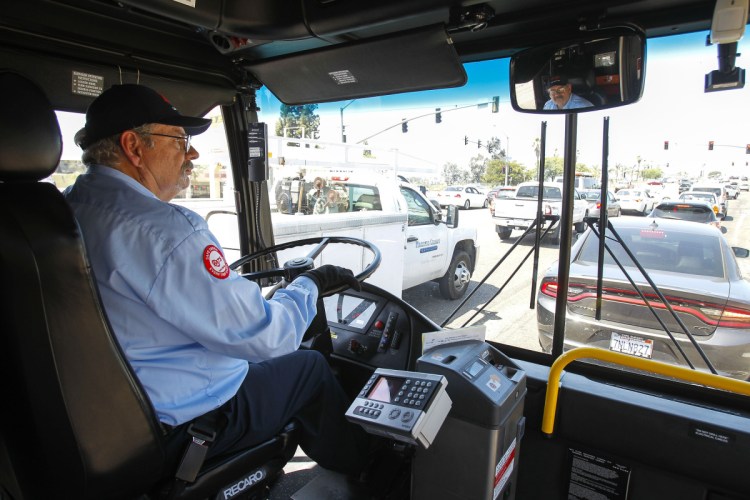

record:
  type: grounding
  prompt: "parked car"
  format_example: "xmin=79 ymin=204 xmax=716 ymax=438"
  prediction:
xmin=649 ymin=200 xmax=724 ymax=232
xmin=537 ymin=217 xmax=750 ymax=380
xmin=580 ymin=189 xmax=621 ymax=220
xmin=615 ymin=189 xmax=656 ymax=215
xmin=436 ymin=185 xmax=488 ymax=209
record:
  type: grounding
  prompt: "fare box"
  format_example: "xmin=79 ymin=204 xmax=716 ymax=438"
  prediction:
xmin=422 ymin=325 xmax=486 ymax=354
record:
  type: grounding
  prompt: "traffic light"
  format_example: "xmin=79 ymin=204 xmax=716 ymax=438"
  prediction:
xmin=477 ymin=140 xmax=482 ymax=149
xmin=491 ymin=96 xmax=499 ymax=113
xmin=464 ymin=135 xmax=468 ymax=145
xmin=435 ymin=108 xmax=442 ymax=123
xmin=708 ymin=140 xmax=714 ymax=150
xmin=664 ymin=140 xmax=669 ymax=150
xmin=402 ymin=119 xmax=408 ymax=133
xmin=746 ymin=144 xmax=750 ymax=154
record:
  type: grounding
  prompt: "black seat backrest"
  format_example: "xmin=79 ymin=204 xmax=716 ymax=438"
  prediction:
xmin=0 ymin=71 xmax=165 ymax=499
xmin=568 ymin=69 xmax=607 ymax=106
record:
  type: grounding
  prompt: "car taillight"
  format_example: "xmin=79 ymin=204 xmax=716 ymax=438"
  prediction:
xmin=454 ymin=194 xmax=462 ymax=198
xmin=541 ymin=281 xmax=750 ymax=328
xmin=596 ymin=202 xmax=602 ymax=209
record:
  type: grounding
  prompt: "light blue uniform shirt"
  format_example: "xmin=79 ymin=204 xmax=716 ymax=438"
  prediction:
xmin=543 ymin=93 xmax=594 ymax=110
xmin=64 ymin=165 xmax=319 ymax=425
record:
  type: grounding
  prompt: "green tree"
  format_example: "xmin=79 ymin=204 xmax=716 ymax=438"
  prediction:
xmin=482 ymin=159 xmax=530 ymax=186
xmin=482 ymin=158 xmax=506 ymax=185
xmin=275 ymin=104 xmax=321 ymax=139
xmin=486 ymin=136 xmax=505 ymax=160
xmin=641 ymin=167 xmax=663 ymax=180
xmin=469 ymin=154 xmax=488 ymax=183
xmin=542 ymin=156 xmax=564 ymax=181
xmin=442 ymin=162 xmax=470 ymax=185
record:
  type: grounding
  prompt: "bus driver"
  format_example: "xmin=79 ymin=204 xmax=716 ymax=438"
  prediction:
xmin=63 ymin=84 xmax=372 ymax=478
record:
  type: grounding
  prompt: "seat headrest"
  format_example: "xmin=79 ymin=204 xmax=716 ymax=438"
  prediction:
xmin=0 ymin=71 xmax=62 ymax=182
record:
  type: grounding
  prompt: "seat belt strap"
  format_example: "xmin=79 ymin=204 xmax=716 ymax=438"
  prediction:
xmin=175 ymin=409 xmax=225 ymax=483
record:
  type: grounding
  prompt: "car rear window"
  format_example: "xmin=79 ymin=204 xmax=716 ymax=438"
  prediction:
xmin=582 ymin=192 xmax=600 ymax=201
xmin=577 ymin=227 xmax=725 ymax=278
xmin=652 ymin=204 xmax=713 ymax=223
xmin=680 ymin=193 xmax=715 ymax=203
xmin=692 ymin=186 xmax=722 ymax=196
xmin=516 ymin=185 xmax=561 ymax=199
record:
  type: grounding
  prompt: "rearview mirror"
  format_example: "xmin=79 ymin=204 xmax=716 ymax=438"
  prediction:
xmin=510 ymin=29 xmax=646 ymax=113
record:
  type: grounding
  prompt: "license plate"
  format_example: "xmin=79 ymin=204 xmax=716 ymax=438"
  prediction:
xmin=609 ymin=332 xmax=653 ymax=359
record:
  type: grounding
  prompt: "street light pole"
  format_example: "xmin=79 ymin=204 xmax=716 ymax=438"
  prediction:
xmin=504 ymin=134 xmax=511 ymax=186
xmin=340 ymin=99 xmax=355 ymax=143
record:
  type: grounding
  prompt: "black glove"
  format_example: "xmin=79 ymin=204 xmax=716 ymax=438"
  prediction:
xmin=301 ymin=264 xmax=361 ymax=293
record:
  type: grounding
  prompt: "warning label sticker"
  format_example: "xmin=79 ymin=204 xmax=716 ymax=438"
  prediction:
xmin=567 ymin=448 xmax=630 ymax=499
xmin=493 ymin=438 xmax=516 ymax=499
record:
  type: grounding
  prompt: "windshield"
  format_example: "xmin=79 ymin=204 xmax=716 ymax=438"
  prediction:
xmin=51 ymin=29 xmax=750 ymax=383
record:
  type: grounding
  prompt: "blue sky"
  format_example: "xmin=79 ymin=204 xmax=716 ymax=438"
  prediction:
xmin=255 ymin=29 xmax=749 ymax=178
xmin=57 ymin=29 xmax=749 ymax=180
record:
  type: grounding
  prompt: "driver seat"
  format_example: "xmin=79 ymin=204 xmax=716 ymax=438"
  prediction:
xmin=568 ymin=69 xmax=607 ymax=107
xmin=0 ymin=71 xmax=297 ymax=499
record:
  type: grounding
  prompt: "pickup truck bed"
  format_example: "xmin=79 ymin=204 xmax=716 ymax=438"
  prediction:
xmin=490 ymin=182 xmax=588 ymax=243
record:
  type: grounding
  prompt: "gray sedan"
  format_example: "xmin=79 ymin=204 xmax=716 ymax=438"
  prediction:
xmin=580 ymin=189 xmax=621 ymax=220
xmin=537 ymin=217 xmax=750 ymax=380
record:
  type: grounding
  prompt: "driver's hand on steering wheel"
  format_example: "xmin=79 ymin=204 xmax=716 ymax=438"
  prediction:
xmin=301 ymin=265 xmax=361 ymax=294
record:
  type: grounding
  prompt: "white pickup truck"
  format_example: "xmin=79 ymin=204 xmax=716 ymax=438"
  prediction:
xmin=490 ymin=181 xmax=589 ymax=244
xmin=205 ymin=176 xmax=479 ymax=299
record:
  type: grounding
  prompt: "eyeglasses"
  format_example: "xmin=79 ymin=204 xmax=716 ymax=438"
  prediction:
xmin=548 ymin=87 xmax=568 ymax=95
xmin=141 ymin=132 xmax=191 ymax=152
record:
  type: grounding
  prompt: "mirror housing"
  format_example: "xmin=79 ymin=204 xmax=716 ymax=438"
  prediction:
xmin=732 ymin=246 xmax=749 ymax=258
xmin=445 ymin=205 xmax=459 ymax=228
xmin=510 ymin=28 xmax=646 ymax=114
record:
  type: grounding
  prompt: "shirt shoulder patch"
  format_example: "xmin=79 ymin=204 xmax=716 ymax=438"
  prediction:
xmin=203 ymin=245 xmax=230 ymax=279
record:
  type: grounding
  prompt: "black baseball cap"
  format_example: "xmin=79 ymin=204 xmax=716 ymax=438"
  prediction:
xmin=547 ymin=75 xmax=568 ymax=88
xmin=74 ymin=84 xmax=211 ymax=149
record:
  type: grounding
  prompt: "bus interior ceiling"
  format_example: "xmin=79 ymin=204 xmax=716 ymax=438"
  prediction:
xmin=1 ymin=1 xmax=750 ymax=500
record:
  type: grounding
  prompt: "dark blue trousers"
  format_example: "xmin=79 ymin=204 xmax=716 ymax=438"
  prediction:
xmin=166 ymin=350 xmax=369 ymax=476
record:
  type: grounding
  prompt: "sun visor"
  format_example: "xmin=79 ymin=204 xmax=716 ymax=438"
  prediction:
xmin=247 ymin=25 xmax=467 ymax=105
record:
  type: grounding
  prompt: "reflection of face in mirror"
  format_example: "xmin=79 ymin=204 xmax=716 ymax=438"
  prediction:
xmin=543 ymin=75 xmax=594 ymax=110
xmin=510 ymin=32 xmax=645 ymax=114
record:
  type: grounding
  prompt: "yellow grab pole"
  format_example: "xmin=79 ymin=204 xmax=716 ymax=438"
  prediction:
xmin=542 ymin=347 xmax=750 ymax=437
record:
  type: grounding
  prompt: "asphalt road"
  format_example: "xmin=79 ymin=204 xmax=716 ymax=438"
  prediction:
xmin=401 ymin=193 xmax=750 ymax=352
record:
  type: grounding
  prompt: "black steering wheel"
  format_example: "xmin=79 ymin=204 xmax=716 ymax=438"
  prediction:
xmin=229 ymin=236 xmax=381 ymax=297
